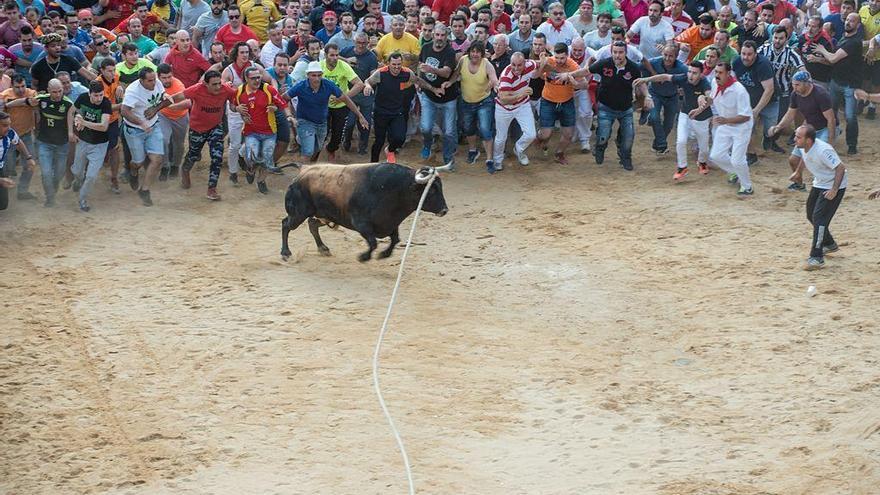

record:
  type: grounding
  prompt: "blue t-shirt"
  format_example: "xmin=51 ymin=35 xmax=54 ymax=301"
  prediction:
xmin=648 ymin=57 xmax=687 ymax=97
xmin=315 ymin=26 xmax=340 ymax=45
xmin=286 ymin=79 xmax=342 ymax=124
xmin=10 ymin=43 xmax=44 ymax=86
xmin=0 ymin=128 xmax=20 ymax=168
xmin=732 ymin=54 xmax=776 ymax=107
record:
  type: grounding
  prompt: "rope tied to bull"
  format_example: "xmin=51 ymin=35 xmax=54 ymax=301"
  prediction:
xmin=372 ymin=166 xmax=440 ymax=495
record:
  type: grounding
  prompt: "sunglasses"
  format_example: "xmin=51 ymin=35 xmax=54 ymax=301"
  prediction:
xmin=95 ymin=41 xmax=106 ymax=46
xmin=248 ymin=76 xmax=261 ymax=80
xmin=228 ymin=14 xmax=240 ymax=19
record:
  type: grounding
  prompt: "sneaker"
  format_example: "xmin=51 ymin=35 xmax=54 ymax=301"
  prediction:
xmin=580 ymin=143 xmax=591 ymax=154
xmin=654 ymin=148 xmax=669 ymax=156
xmin=169 ymin=166 xmax=179 ymax=178
xmin=159 ymin=168 xmax=169 ymax=181
xmin=494 ymin=161 xmax=503 ymax=171
xmin=342 ymin=138 xmax=352 ymax=152
xmin=206 ymin=187 xmax=221 ymax=201
xmin=698 ymin=162 xmax=709 ymax=175
xmin=541 ymin=143 xmax=549 ymax=157
xmin=822 ymin=242 xmax=839 ymax=255
xmin=129 ymin=171 xmax=139 ymax=191
xmin=181 ymin=169 xmax=191 ymax=189
xmin=110 ymin=178 xmax=120 ymax=194
xmin=847 ymin=145 xmax=857 ymax=155
xmin=61 ymin=178 xmax=72 ymax=190
xmin=804 ymin=256 xmax=825 ymax=270
xmin=768 ymin=140 xmax=785 ymax=154
xmin=78 ymin=199 xmax=90 ymax=212
xmin=486 ymin=160 xmax=496 ymax=174
xmin=421 ymin=145 xmax=431 ymax=160
xmin=638 ymin=111 xmax=649 ymax=125
xmin=138 ymin=189 xmax=153 ymax=206
xmin=386 ymin=150 xmax=397 ymax=163
xmin=443 ymin=159 xmax=456 ymax=172
xmin=726 ymin=173 xmax=738 ymax=184
xmin=554 ymin=151 xmax=568 ymax=165
xmin=466 ymin=149 xmax=479 ymax=164
xmin=593 ymin=147 xmax=605 ymax=165
xmin=746 ymin=153 xmax=758 ymax=166
xmin=737 ymin=186 xmax=754 ymax=196
xmin=44 ymin=197 xmax=55 ymax=207
xmin=72 ymin=177 xmax=82 ymax=192
xmin=673 ymin=167 xmax=689 ymax=181
xmin=120 ymin=169 xmax=130 ymax=184
xmin=787 ymin=182 xmax=806 ymax=192
xmin=868 ymin=107 xmax=877 ymax=120
xmin=17 ymin=191 xmax=36 ymax=201
xmin=257 ymin=181 xmax=269 ymax=194
xmin=229 ymin=172 xmax=239 ymax=185
xmin=515 ymin=149 xmax=529 ymax=166
xmin=621 ymin=161 xmax=633 ymax=171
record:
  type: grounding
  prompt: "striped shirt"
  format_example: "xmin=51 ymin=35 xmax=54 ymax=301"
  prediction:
xmin=757 ymin=42 xmax=804 ymax=98
xmin=495 ymin=59 xmax=538 ymax=111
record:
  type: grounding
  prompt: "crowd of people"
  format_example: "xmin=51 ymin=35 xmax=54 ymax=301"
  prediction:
xmin=0 ymin=0 xmax=879 ymax=269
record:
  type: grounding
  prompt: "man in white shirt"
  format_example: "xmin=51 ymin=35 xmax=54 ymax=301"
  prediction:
xmin=698 ymin=62 xmax=755 ymax=196
xmin=493 ymin=52 xmax=538 ymax=169
xmin=627 ymin=0 xmax=674 ymax=59
xmin=568 ymin=0 xmax=597 ymax=36
xmin=790 ymin=124 xmax=848 ymax=270
xmin=260 ymin=24 xmax=287 ymax=67
xmin=536 ymin=2 xmax=579 ymax=47
xmin=583 ymin=12 xmax=613 ymax=50
xmin=120 ymin=66 xmax=169 ymax=207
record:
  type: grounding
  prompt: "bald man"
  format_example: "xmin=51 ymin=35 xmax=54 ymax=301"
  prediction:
xmin=164 ymin=29 xmax=213 ymax=87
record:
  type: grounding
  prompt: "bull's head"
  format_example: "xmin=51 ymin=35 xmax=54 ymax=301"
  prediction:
xmin=413 ymin=166 xmax=449 ymax=217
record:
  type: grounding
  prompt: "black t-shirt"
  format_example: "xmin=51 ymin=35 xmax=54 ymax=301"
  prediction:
xmin=730 ymin=25 xmax=768 ymax=48
xmin=489 ymin=50 xmax=511 ymax=78
xmin=798 ymin=34 xmax=834 ymax=83
xmin=672 ymin=73 xmax=712 ymax=121
xmin=790 ymin=84 xmax=832 ymax=130
xmin=832 ymin=33 xmax=863 ymax=87
xmin=35 ymin=94 xmax=74 ymax=145
xmin=373 ymin=66 xmax=417 ymax=116
xmin=732 ymin=55 xmax=775 ymax=107
xmin=30 ymin=55 xmax=82 ymax=92
xmin=588 ymin=58 xmax=641 ymax=111
xmin=74 ymin=93 xmax=112 ymax=145
xmin=419 ymin=42 xmax=458 ymax=103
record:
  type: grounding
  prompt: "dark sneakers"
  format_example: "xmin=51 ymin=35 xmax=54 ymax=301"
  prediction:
xmin=17 ymin=191 xmax=36 ymax=201
xmin=746 ymin=153 xmax=758 ymax=166
xmin=229 ymin=172 xmax=239 ymax=185
xmin=822 ymin=242 xmax=839 ymax=255
xmin=787 ymin=182 xmax=806 ymax=192
xmin=593 ymin=147 xmax=605 ymax=165
xmin=257 ymin=181 xmax=269 ymax=194
xmin=138 ymin=189 xmax=153 ymax=206
xmin=129 ymin=171 xmax=139 ymax=191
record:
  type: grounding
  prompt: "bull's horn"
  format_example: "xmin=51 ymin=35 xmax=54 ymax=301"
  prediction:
xmin=433 ymin=163 xmax=454 ymax=172
xmin=414 ymin=168 xmax=433 ymax=184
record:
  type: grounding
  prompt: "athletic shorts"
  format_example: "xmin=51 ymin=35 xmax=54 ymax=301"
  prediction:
xmin=107 ymin=120 xmax=120 ymax=149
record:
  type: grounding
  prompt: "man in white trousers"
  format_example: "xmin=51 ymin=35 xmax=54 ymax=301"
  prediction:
xmin=569 ymin=37 xmax=594 ymax=153
xmin=634 ymin=59 xmax=712 ymax=180
xmin=698 ymin=61 xmax=755 ymax=196
xmin=493 ymin=52 xmax=538 ymax=168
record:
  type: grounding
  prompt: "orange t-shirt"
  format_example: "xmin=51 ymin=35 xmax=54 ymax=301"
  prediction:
xmin=159 ymin=77 xmax=188 ymax=120
xmin=0 ymin=88 xmax=37 ymax=134
xmin=675 ymin=25 xmax=715 ymax=62
xmin=542 ymin=57 xmax=580 ymax=103
xmin=100 ymin=75 xmax=121 ymax=123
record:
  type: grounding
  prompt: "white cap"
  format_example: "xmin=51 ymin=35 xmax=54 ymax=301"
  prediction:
xmin=306 ymin=61 xmax=323 ymax=74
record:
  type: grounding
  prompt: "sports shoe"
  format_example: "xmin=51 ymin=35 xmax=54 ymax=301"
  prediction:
xmin=493 ymin=161 xmax=503 ymax=171
xmin=120 ymin=169 xmax=130 ymax=184
xmin=158 ymin=168 xmax=169 ymax=181
xmin=804 ymin=256 xmax=825 ymax=270
xmin=726 ymin=173 xmax=738 ymax=184
xmin=515 ymin=149 xmax=529 ymax=166
xmin=698 ymin=162 xmax=709 ymax=175
xmin=787 ymin=182 xmax=806 ymax=192
xmin=868 ymin=107 xmax=877 ymax=120
xmin=138 ymin=189 xmax=153 ymax=206
xmin=466 ymin=149 xmax=479 ymax=164
xmin=486 ymin=160 xmax=496 ymax=174
xmin=17 ymin=191 xmax=36 ymax=200
xmin=443 ymin=159 xmax=456 ymax=172
xmin=110 ymin=178 xmax=120 ymax=194
xmin=847 ymin=145 xmax=857 ymax=155
xmin=386 ymin=150 xmax=397 ymax=163
xmin=554 ymin=151 xmax=568 ymax=165
xmin=638 ymin=111 xmax=649 ymax=125
xmin=129 ymin=171 xmax=139 ymax=191
xmin=654 ymin=148 xmax=669 ymax=155
xmin=229 ymin=172 xmax=239 ymax=185
xmin=206 ymin=187 xmax=221 ymax=201
xmin=420 ymin=145 xmax=431 ymax=160
xmin=621 ymin=161 xmax=633 ymax=171
xmin=580 ymin=143 xmax=591 ymax=153
xmin=78 ymin=199 xmax=90 ymax=212
xmin=673 ymin=167 xmax=689 ymax=181
xmin=44 ymin=197 xmax=55 ymax=207
xmin=169 ymin=166 xmax=179 ymax=178
xmin=342 ymin=137 xmax=352 ymax=152
xmin=593 ymin=146 xmax=605 ymax=165
xmin=822 ymin=242 xmax=839 ymax=255
xmin=767 ymin=139 xmax=785 ymax=153
xmin=181 ymin=168 xmax=191 ymax=189
xmin=257 ymin=181 xmax=269 ymax=194
xmin=72 ymin=177 xmax=82 ymax=192
xmin=737 ymin=186 xmax=754 ymax=196
xmin=746 ymin=153 xmax=758 ymax=166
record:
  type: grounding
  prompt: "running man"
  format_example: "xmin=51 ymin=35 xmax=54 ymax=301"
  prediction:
xmin=120 ymin=66 xmax=169 ymax=206
xmin=0 ymin=111 xmax=37 ymax=211
xmin=236 ymin=66 xmax=289 ymax=194
xmin=71 ymin=80 xmax=111 ymax=212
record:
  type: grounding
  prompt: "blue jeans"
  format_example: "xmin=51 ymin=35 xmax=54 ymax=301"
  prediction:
xmin=244 ymin=133 xmax=277 ymax=168
xmin=36 ymin=140 xmax=69 ymax=200
xmin=829 ymin=80 xmax=859 ymax=148
xmin=6 ymin=130 xmax=35 ymax=193
xmin=419 ymin=93 xmax=457 ymax=163
xmin=460 ymin=96 xmax=494 ymax=140
xmin=648 ymin=91 xmax=680 ymax=151
xmin=296 ymin=119 xmax=328 ymax=158
xmin=596 ymin=104 xmax=634 ymax=166
xmin=756 ymin=99 xmax=779 ymax=138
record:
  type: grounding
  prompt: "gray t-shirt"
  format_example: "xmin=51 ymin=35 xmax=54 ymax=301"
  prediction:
xmin=194 ymin=11 xmax=228 ymax=57
xmin=799 ymin=139 xmax=848 ymax=189
xmin=583 ymin=29 xmax=612 ymax=51
xmin=568 ymin=15 xmax=596 ymax=37
xmin=180 ymin=0 xmax=211 ymax=32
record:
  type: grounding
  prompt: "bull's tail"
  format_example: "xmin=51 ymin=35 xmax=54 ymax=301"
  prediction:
xmin=276 ymin=162 xmax=302 ymax=171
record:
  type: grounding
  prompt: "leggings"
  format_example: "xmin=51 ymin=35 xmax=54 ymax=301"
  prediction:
xmin=806 ymin=186 xmax=845 ymax=258
xmin=371 ymin=112 xmax=407 ymax=162
xmin=183 ymin=125 xmax=225 ymax=188
xmin=326 ymin=106 xmax=349 ymax=153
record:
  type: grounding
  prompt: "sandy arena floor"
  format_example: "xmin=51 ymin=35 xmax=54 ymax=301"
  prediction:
xmin=1 ymin=126 xmax=879 ymax=495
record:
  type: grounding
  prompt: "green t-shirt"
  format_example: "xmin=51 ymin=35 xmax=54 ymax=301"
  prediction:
xmin=593 ymin=0 xmax=622 ymax=18
xmin=320 ymin=59 xmax=358 ymax=109
xmin=36 ymin=94 xmax=74 ymax=145
xmin=116 ymin=59 xmax=157 ymax=86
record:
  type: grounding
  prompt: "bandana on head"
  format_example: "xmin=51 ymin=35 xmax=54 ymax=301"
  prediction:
xmin=792 ymin=70 xmax=812 ymax=83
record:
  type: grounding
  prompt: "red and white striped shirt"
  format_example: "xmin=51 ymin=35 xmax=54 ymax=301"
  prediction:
xmin=495 ymin=59 xmax=538 ymax=111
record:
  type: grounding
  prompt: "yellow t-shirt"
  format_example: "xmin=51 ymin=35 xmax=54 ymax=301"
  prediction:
xmin=458 ymin=57 xmax=491 ymax=103
xmin=375 ymin=32 xmax=421 ymax=68
xmin=240 ymin=0 xmax=281 ymax=43
xmin=320 ymin=59 xmax=359 ymax=108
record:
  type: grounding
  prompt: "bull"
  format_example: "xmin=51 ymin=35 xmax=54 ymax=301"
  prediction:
xmin=280 ymin=162 xmax=450 ymax=262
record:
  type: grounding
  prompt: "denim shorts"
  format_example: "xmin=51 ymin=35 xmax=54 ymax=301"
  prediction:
xmin=460 ymin=96 xmax=494 ymax=140
xmin=539 ymin=98 xmax=576 ymax=128
xmin=275 ymin=110 xmax=291 ymax=143
xmin=123 ymin=122 xmax=164 ymax=163
xmin=296 ymin=119 xmax=327 ymax=157
xmin=107 ymin=120 xmax=120 ymax=149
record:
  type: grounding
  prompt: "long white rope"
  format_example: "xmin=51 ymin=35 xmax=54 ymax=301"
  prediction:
xmin=372 ymin=172 xmax=438 ymax=495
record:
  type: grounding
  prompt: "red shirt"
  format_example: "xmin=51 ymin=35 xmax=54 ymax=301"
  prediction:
xmin=235 ymin=83 xmax=288 ymax=135
xmin=490 ymin=13 xmax=512 ymax=34
xmin=663 ymin=9 xmax=694 ymax=36
xmin=113 ymin=12 xmax=162 ymax=34
xmin=432 ymin=0 xmax=469 ymax=24
xmin=102 ymin=0 xmax=136 ymax=30
xmin=621 ymin=0 xmax=649 ymax=29
xmin=184 ymin=82 xmax=236 ymax=133
xmin=758 ymin=0 xmax=799 ymax=25
xmin=164 ymin=47 xmax=212 ymax=88
xmin=215 ymin=24 xmax=259 ymax=54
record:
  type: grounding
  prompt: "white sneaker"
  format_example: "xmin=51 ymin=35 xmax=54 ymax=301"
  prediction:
xmin=494 ymin=162 xmax=504 ymax=171
xmin=580 ymin=143 xmax=591 ymax=153
xmin=515 ymin=150 xmax=529 ymax=166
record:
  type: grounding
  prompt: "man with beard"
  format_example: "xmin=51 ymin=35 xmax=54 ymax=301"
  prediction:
xmin=509 ymin=13 xmax=534 ymax=55
xmin=627 ymin=0 xmax=674 ymax=60
xmin=644 ymin=45 xmax=686 ymax=155
xmin=8 ymin=25 xmax=43 ymax=88
xmin=319 ymin=43 xmax=364 ymax=162
xmin=375 ymin=15 xmax=421 ymax=67
xmin=31 ymin=33 xmax=95 ymax=92
xmin=757 ymin=27 xmax=803 ymax=149
xmin=732 ymin=41 xmax=776 ymax=165
xmin=418 ymin=22 xmax=458 ymax=168
xmin=798 ymin=15 xmax=834 ymax=89
xmin=193 ymin=0 xmax=227 ymax=57
xmin=340 ymin=31 xmax=378 ymax=155
xmin=96 ymin=58 xmax=125 ymax=194
xmin=731 ymin=9 xmax=769 ymax=47
xmin=120 ymin=66 xmax=170 ymax=206
xmin=328 ymin=11 xmax=357 ymax=51
xmin=215 ymin=5 xmax=258 ymax=53
xmin=0 ymin=75 xmax=37 ymax=200
xmin=155 ymin=63 xmax=189 ymax=181
xmin=583 ymin=11 xmax=612 ymax=50
xmin=291 ymin=37 xmax=322 ymax=83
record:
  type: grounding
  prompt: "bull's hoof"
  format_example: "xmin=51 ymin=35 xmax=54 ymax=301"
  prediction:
xmin=377 ymin=250 xmax=393 ymax=259
xmin=318 ymin=247 xmax=332 ymax=256
xmin=280 ymin=248 xmax=291 ymax=261
xmin=358 ymin=252 xmax=371 ymax=262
